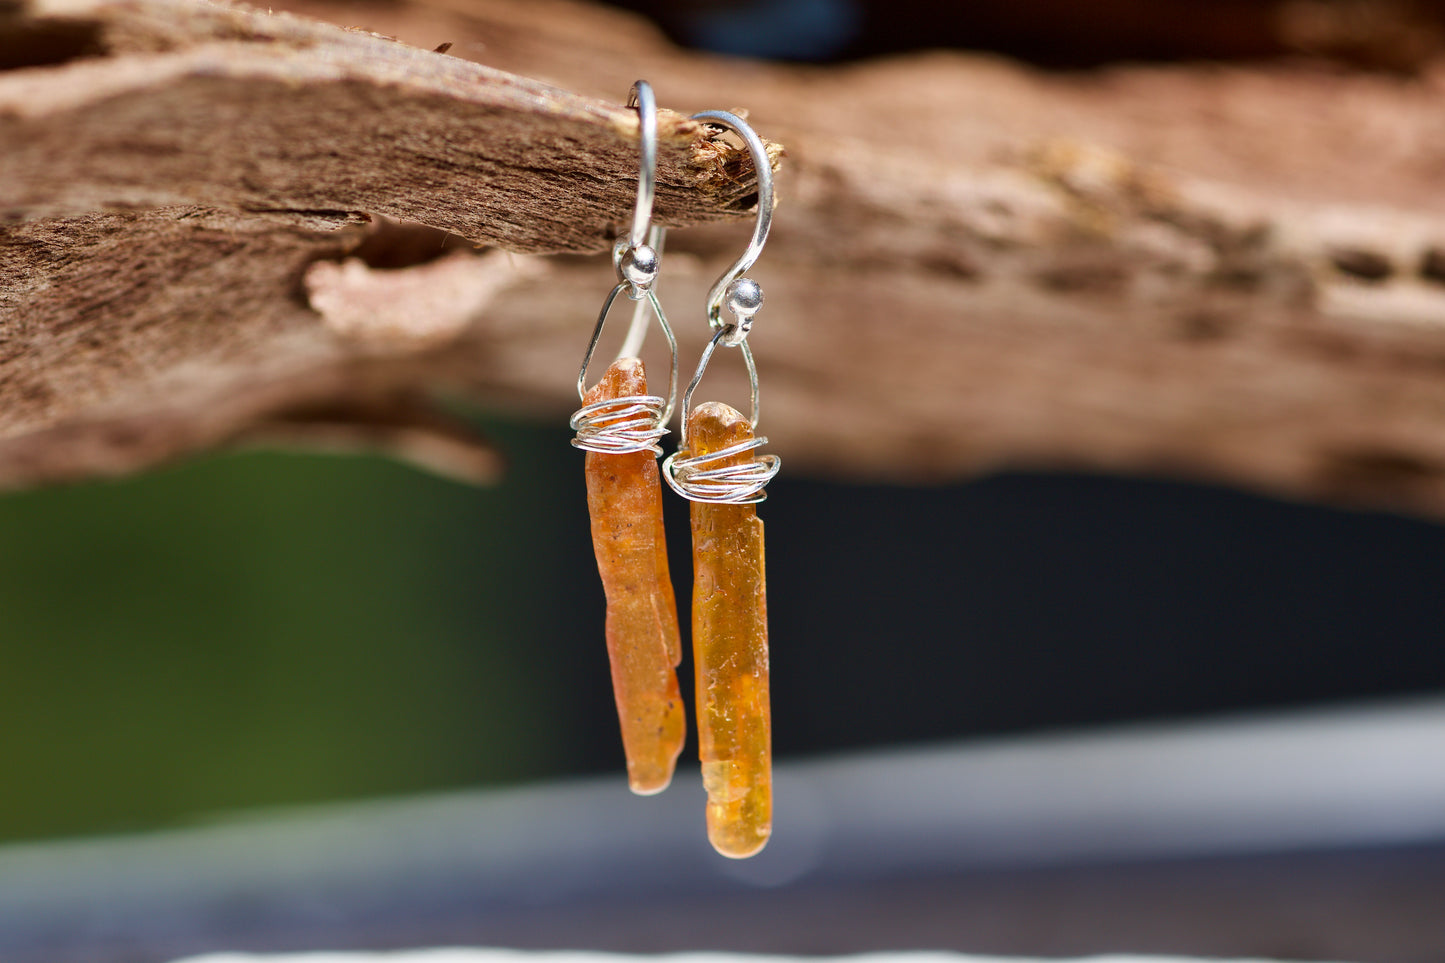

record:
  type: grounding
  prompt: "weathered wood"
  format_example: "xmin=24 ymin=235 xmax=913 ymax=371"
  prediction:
xmin=0 ymin=0 xmax=757 ymax=248
xmin=0 ymin=0 xmax=774 ymax=481
xmin=8 ymin=0 xmax=1445 ymax=517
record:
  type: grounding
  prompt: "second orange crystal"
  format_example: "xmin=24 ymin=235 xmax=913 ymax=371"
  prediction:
xmin=687 ymin=401 xmax=772 ymax=858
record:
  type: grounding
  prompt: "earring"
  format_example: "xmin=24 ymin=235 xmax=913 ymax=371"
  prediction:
xmin=663 ymin=110 xmax=779 ymax=858
xmin=571 ymin=81 xmax=685 ymax=796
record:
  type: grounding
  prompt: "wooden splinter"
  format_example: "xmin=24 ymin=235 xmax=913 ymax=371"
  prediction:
xmin=584 ymin=358 xmax=686 ymax=795
xmin=688 ymin=401 xmax=772 ymax=858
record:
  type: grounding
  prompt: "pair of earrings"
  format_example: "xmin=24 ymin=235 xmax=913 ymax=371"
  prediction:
xmin=570 ymin=81 xmax=778 ymax=859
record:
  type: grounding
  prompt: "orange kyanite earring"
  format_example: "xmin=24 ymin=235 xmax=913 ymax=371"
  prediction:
xmin=571 ymin=81 xmax=685 ymax=796
xmin=664 ymin=110 xmax=779 ymax=859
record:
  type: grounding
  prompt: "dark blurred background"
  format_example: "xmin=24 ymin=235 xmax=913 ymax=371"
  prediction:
xmin=9 ymin=3 xmax=1445 ymax=960
xmin=7 ymin=0 xmax=1445 ymax=850
xmin=4 ymin=411 xmax=1445 ymax=845
xmin=609 ymin=0 xmax=1445 ymax=72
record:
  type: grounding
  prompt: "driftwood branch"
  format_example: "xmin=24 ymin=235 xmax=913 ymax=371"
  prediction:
xmin=7 ymin=0 xmax=1445 ymax=516
xmin=1 ymin=0 xmax=762 ymax=247
xmin=0 ymin=0 xmax=773 ymax=483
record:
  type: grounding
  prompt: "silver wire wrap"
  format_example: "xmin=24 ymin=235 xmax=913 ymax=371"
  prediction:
xmin=662 ymin=330 xmax=781 ymax=503
xmin=570 ymin=81 xmax=677 ymax=458
xmin=571 ymin=272 xmax=676 ymax=456
xmin=663 ymin=110 xmax=779 ymax=503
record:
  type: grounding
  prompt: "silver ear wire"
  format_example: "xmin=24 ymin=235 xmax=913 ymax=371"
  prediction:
xmin=571 ymin=80 xmax=679 ymax=456
xmin=615 ymin=225 xmax=665 ymax=361
xmin=614 ymin=82 xmax=665 ymax=363
xmin=625 ymin=81 xmax=658 ymax=253
xmin=690 ymin=110 xmax=774 ymax=347
xmin=662 ymin=111 xmax=780 ymax=504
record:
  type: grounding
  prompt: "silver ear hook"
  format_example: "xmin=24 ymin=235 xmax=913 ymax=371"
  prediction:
xmin=570 ymin=80 xmax=679 ymax=455
xmin=690 ymin=110 xmax=774 ymax=347
xmin=625 ymin=81 xmax=657 ymax=252
xmin=614 ymin=83 xmax=665 ymax=363
xmin=661 ymin=110 xmax=779 ymax=504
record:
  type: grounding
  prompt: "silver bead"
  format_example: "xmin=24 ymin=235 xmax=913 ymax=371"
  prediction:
xmin=725 ymin=277 xmax=764 ymax=319
xmin=619 ymin=244 xmax=660 ymax=289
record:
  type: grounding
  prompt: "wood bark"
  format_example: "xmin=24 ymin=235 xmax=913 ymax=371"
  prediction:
xmin=7 ymin=0 xmax=1445 ymax=517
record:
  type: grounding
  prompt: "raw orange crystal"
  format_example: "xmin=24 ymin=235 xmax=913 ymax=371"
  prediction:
xmin=687 ymin=401 xmax=772 ymax=858
xmin=584 ymin=358 xmax=686 ymax=795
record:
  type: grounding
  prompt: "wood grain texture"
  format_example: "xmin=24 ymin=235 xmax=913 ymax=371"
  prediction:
xmin=0 ymin=0 xmax=773 ymax=485
xmin=7 ymin=0 xmax=1445 ymax=518
xmin=0 ymin=0 xmax=760 ymax=248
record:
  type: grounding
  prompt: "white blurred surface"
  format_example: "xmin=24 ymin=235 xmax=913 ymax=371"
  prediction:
xmin=175 ymin=953 xmax=1349 ymax=963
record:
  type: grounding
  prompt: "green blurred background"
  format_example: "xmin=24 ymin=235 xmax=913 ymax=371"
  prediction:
xmin=8 ymin=406 xmax=1445 ymax=848
xmin=0 ymin=417 xmax=593 ymax=843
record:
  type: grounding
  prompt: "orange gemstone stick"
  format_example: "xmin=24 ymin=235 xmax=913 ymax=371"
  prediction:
xmin=584 ymin=357 xmax=686 ymax=795
xmin=687 ymin=401 xmax=772 ymax=857
xmin=662 ymin=106 xmax=778 ymax=857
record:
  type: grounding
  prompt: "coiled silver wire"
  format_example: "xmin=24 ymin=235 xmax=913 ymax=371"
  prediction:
xmin=570 ymin=284 xmax=672 ymax=456
xmin=661 ymin=331 xmax=781 ymax=504
xmin=570 ymin=275 xmax=676 ymax=456
xmin=571 ymin=394 xmax=669 ymax=456
xmin=663 ymin=436 xmax=780 ymax=504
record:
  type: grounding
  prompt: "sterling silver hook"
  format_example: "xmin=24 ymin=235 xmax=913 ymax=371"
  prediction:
xmin=626 ymin=81 xmax=657 ymax=251
xmin=611 ymin=81 xmax=667 ymax=371
xmin=570 ymin=80 xmax=678 ymax=455
xmin=690 ymin=109 xmax=774 ymax=346
xmin=661 ymin=111 xmax=779 ymax=503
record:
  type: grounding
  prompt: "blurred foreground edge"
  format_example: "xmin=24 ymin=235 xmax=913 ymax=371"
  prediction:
xmin=170 ymin=951 xmax=1350 ymax=963
xmin=3 ymin=698 xmax=1444 ymax=963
